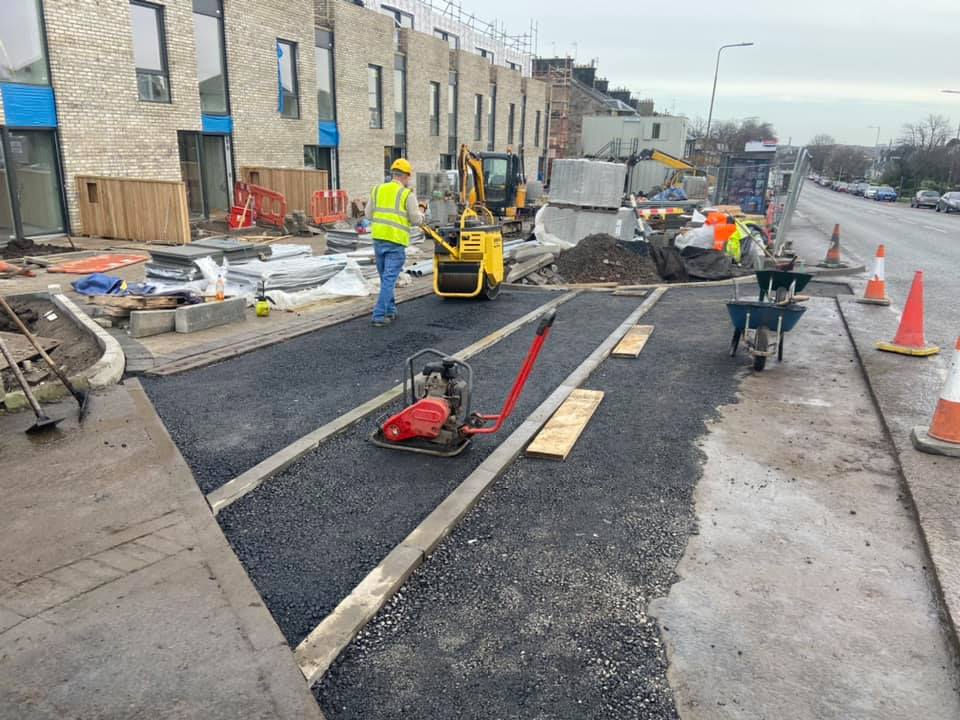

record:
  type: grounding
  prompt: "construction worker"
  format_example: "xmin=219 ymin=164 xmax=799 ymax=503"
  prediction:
xmin=366 ymin=158 xmax=424 ymax=327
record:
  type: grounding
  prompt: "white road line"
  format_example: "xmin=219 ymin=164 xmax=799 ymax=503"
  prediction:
xmin=921 ymin=225 xmax=948 ymax=234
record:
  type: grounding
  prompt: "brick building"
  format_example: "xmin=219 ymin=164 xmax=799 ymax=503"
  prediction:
xmin=0 ymin=0 xmax=547 ymax=243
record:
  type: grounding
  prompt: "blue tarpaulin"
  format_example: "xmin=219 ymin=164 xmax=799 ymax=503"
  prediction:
xmin=651 ymin=187 xmax=688 ymax=202
xmin=319 ymin=121 xmax=339 ymax=147
xmin=71 ymin=273 xmax=123 ymax=296
xmin=0 ymin=83 xmax=57 ymax=127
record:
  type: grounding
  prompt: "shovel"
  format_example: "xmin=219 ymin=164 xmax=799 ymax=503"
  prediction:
xmin=0 ymin=296 xmax=90 ymax=422
xmin=0 ymin=334 xmax=63 ymax=433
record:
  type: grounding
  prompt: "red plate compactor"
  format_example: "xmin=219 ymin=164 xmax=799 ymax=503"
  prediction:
xmin=371 ymin=309 xmax=557 ymax=457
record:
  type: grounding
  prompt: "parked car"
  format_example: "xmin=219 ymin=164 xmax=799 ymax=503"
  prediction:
xmin=836 ymin=182 xmax=850 ymax=192
xmin=864 ymin=185 xmax=880 ymax=199
xmin=911 ymin=190 xmax=941 ymax=209
xmin=874 ymin=186 xmax=898 ymax=201
xmin=936 ymin=192 xmax=960 ymax=213
xmin=850 ymin=182 xmax=868 ymax=196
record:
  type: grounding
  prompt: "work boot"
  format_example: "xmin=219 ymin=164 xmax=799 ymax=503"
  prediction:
xmin=371 ymin=318 xmax=391 ymax=328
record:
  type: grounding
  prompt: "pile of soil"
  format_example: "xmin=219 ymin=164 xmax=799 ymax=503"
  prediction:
xmin=0 ymin=298 xmax=100 ymax=391
xmin=1 ymin=237 xmax=76 ymax=260
xmin=556 ymin=234 xmax=664 ymax=284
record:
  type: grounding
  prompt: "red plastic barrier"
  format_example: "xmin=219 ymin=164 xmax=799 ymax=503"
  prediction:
xmin=234 ymin=181 xmax=287 ymax=229
xmin=310 ymin=189 xmax=349 ymax=225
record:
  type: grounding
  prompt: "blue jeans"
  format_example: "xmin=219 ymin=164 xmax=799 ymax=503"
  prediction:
xmin=373 ymin=240 xmax=406 ymax=321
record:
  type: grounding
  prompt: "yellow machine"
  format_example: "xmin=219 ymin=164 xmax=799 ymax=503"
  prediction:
xmin=420 ymin=144 xmax=504 ymax=300
xmin=636 ymin=148 xmax=708 ymax=190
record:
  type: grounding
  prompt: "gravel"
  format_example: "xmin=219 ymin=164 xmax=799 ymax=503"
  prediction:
xmin=314 ymin=286 xmax=743 ymax=720
xmin=216 ymin=292 xmax=646 ymax=647
xmin=141 ymin=290 xmax=555 ymax=493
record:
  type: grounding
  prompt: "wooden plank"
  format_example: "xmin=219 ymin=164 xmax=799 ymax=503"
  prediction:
xmin=611 ymin=324 xmax=654 ymax=358
xmin=241 ymin=166 xmax=329 ymax=213
xmin=90 ymin=295 xmax=180 ymax=310
xmin=525 ymin=389 xmax=604 ymax=461
xmin=76 ymin=175 xmax=190 ymax=245
xmin=0 ymin=331 xmax=60 ymax=371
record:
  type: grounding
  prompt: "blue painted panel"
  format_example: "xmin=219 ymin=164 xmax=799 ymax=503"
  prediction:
xmin=318 ymin=121 xmax=339 ymax=147
xmin=1 ymin=84 xmax=57 ymax=127
xmin=202 ymin=114 xmax=233 ymax=134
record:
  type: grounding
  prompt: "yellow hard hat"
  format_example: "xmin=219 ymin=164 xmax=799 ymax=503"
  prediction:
xmin=391 ymin=158 xmax=413 ymax=175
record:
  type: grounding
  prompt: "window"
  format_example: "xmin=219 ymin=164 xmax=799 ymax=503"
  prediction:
xmin=315 ymin=30 xmax=335 ymax=121
xmin=429 ymin=81 xmax=441 ymax=137
xmin=534 ymin=110 xmax=541 ymax=147
xmin=304 ymin=145 xmax=333 ymax=174
xmin=448 ymin=71 xmax=458 ymax=155
xmin=507 ymin=103 xmax=515 ymax=145
xmin=0 ymin=0 xmax=49 ymax=85
xmin=487 ymin=83 xmax=496 ymax=151
xmin=434 ymin=29 xmax=459 ymax=50
xmin=478 ymin=48 xmax=494 ymax=64
xmin=383 ymin=5 xmax=413 ymax=28
xmin=652 ymin=122 xmax=661 ymax=140
xmin=508 ymin=61 xmax=520 ymax=72
xmin=440 ymin=154 xmax=453 ymax=170
xmin=519 ymin=95 xmax=527 ymax=149
xmin=394 ymin=55 xmax=406 ymax=149
xmin=193 ymin=0 xmax=228 ymax=114
xmin=473 ymin=94 xmax=483 ymax=141
xmin=130 ymin=2 xmax=170 ymax=102
xmin=368 ymin=65 xmax=383 ymax=129
xmin=277 ymin=39 xmax=299 ymax=118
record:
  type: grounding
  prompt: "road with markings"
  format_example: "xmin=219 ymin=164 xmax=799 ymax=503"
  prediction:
xmin=796 ymin=184 xmax=959 ymax=346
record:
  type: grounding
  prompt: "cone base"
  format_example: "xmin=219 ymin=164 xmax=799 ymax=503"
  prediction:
xmin=817 ymin=262 xmax=848 ymax=269
xmin=875 ymin=341 xmax=940 ymax=356
xmin=911 ymin=426 xmax=960 ymax=458
xmin=855 ymin=296 xmax=891 ymax=306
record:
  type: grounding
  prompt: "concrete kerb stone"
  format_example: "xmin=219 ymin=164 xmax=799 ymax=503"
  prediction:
xmin=292 ymin=285 xmax=669 ymax=686
xmin=206 ymin=291 xmax=583 ymax=516
xmin=175 ymin=297 xmax=246 ymax=334
xmin=129 ymin=308 xmax=176 ymax=338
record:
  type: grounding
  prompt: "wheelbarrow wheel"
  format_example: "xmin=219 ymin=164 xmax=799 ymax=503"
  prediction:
xmin=730 ymin=328 xmax=742 ymax=357
xmin=753 ymin=325 xmax=769 ymax=371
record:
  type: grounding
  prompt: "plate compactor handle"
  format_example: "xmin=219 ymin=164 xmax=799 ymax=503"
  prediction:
xmin=463 ymin=309 xmax=557 ymax=436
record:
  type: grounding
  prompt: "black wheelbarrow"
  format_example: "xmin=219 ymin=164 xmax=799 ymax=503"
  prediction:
xmin=726 ymin=300 xmax=807 ymax=371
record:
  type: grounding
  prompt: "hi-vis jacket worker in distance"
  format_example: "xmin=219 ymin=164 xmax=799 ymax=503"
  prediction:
xmin=366 ymin=158 xmax=425 ymax=327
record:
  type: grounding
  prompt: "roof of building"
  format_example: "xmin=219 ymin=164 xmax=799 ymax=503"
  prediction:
xmin=571 ymin=77 xmax=637 ymax=115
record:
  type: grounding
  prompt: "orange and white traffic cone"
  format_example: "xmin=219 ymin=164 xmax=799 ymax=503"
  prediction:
xmin=818 ymin=224 xmax=847 ymax=268
xmin=856 ymin=244 xmax=891 ymax=305
xmin=912 ymin=337 xmax=960 ymax=457
xmin=876 ymin=270 xmax=940 ymax=356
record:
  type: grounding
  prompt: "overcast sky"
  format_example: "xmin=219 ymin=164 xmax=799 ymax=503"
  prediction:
xmin=480 ymin=0 xmax=958 ymax=146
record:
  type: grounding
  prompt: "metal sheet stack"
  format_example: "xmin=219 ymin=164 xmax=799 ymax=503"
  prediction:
xmin=145 ymin=245 xmax=225 ymax=281
xmin=325 ymin=226 xmax=424 ymax=251
xmin=192 ymin=237 xmax=270 ymax=263
xmin=227 ymin=254 xmax=348 ymax=294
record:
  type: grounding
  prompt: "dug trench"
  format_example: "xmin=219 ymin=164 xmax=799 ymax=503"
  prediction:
xmin=314 ymin=286 xmax=743 ymax=719
xmin=141 ymin=289 xmax=559 ymax=494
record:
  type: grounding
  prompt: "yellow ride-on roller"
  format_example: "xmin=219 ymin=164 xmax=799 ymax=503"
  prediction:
xmin=421 ymin=205 xmax=504 ymax=300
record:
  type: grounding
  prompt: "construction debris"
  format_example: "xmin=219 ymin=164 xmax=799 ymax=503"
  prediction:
xmin=555 ymin=234 xmax=663 ymax=284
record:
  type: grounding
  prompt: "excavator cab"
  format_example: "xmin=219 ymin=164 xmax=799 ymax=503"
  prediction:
xmin=478 ymin=151 xmax=526 ymax=219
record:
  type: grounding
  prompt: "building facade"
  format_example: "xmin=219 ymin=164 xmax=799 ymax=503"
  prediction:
xmin=0 ymin=0 xmax=547 ymax=243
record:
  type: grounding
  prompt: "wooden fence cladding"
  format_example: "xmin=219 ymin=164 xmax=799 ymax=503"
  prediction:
xmin=240 ymin=166 xmax=330 ymax=213
xmin=76 ymin=176 xmax=191 ymax=245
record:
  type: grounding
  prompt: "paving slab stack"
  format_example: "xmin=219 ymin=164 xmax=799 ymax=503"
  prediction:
xmin=542 ymin=159 xmax=635 ymax=245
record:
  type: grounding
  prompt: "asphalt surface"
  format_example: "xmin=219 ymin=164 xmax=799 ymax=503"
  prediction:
xmin=797 ymin=184 xmax=959 ymax=346
xmin=141 ymin=290 xmax=555 ymax=493
xmin=217 ymin=292 xmax=645 ymax=647
xmin=315 ymin=286 xmax=744 ymax=720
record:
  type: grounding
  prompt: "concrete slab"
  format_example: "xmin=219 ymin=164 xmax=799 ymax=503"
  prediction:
xmin=653 ymin=298 xmax=960 ymax=719
xmin=0 ymin=383 xmax=323 ymax=719
xmin=175 ymin=297 xmax=246 ymax=333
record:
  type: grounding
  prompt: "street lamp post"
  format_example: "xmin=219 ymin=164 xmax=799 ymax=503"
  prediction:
xmin=942 ymin=90 xmax=960 ymax=139
xmin=868 ymin=125 xmax=881 ymax=179
xmin=705 ymin=42 xmax=754 ymax=145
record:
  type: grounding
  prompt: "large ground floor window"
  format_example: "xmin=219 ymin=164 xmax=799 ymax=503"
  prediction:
xmin=0 ymin=128 xmax=67 ymax=242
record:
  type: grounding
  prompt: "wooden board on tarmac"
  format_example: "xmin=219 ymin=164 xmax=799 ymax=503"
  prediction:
xmin=612 ymin=324 xmax=654 ymax=358
xmin=525 ymin=388 xmax=604 ymax=461
xmin=0 ymin=331 xmax=60 ymax=371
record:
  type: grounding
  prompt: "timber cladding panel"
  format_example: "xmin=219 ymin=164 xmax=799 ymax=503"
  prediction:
xmin=76 ymin=176 xmax=191 ymax=245
xmin=241 ymin=166 xmax=330 ymax=213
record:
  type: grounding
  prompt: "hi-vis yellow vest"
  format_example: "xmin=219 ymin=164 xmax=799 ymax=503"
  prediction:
xmin=371 ymin=181 xmax=413 ymax=246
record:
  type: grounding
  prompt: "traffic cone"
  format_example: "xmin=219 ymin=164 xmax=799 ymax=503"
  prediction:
xmin=818 ymin=224 xmax=847 ymax=268
xmin=855 ymin=244 xmax=891 ymax=305
xmin=911 ymin=337 xmax=960 ymax=457
xmin=876 ymin=271 xmax=940 ymax=357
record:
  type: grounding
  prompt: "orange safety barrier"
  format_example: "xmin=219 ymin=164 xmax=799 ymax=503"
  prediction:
xmin=310 ymin=189 xmax=349 ymax=225
xmin=234 ymin=181 xmax=288 ymax=229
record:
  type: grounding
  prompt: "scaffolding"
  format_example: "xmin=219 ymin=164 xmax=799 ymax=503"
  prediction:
xmin=544 ymin=61 xmax=572 ymax=163
xmin=417 ymin=0 xmax=538 ymax=55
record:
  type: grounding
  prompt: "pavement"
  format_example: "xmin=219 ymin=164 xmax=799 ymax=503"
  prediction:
xmin=0 ymin=382 xmax=321 ymax=720
xmin=788 ymin=185 xmax=960 ymax=659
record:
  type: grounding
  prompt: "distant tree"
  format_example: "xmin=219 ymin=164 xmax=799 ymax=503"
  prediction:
xmin=710 ymin=117 xmax=776 ymax=152
xmin=687 ymin=116 xmax=708 ymax=140
xmin=900 ymin=114 xmax=951 ymax=152
xmin=810 ymin=133 xmax=836 ymax=146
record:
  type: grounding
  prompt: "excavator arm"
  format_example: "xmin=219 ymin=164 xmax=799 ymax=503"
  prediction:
xmin=458 ymin=143 xmax=486 ymax=207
